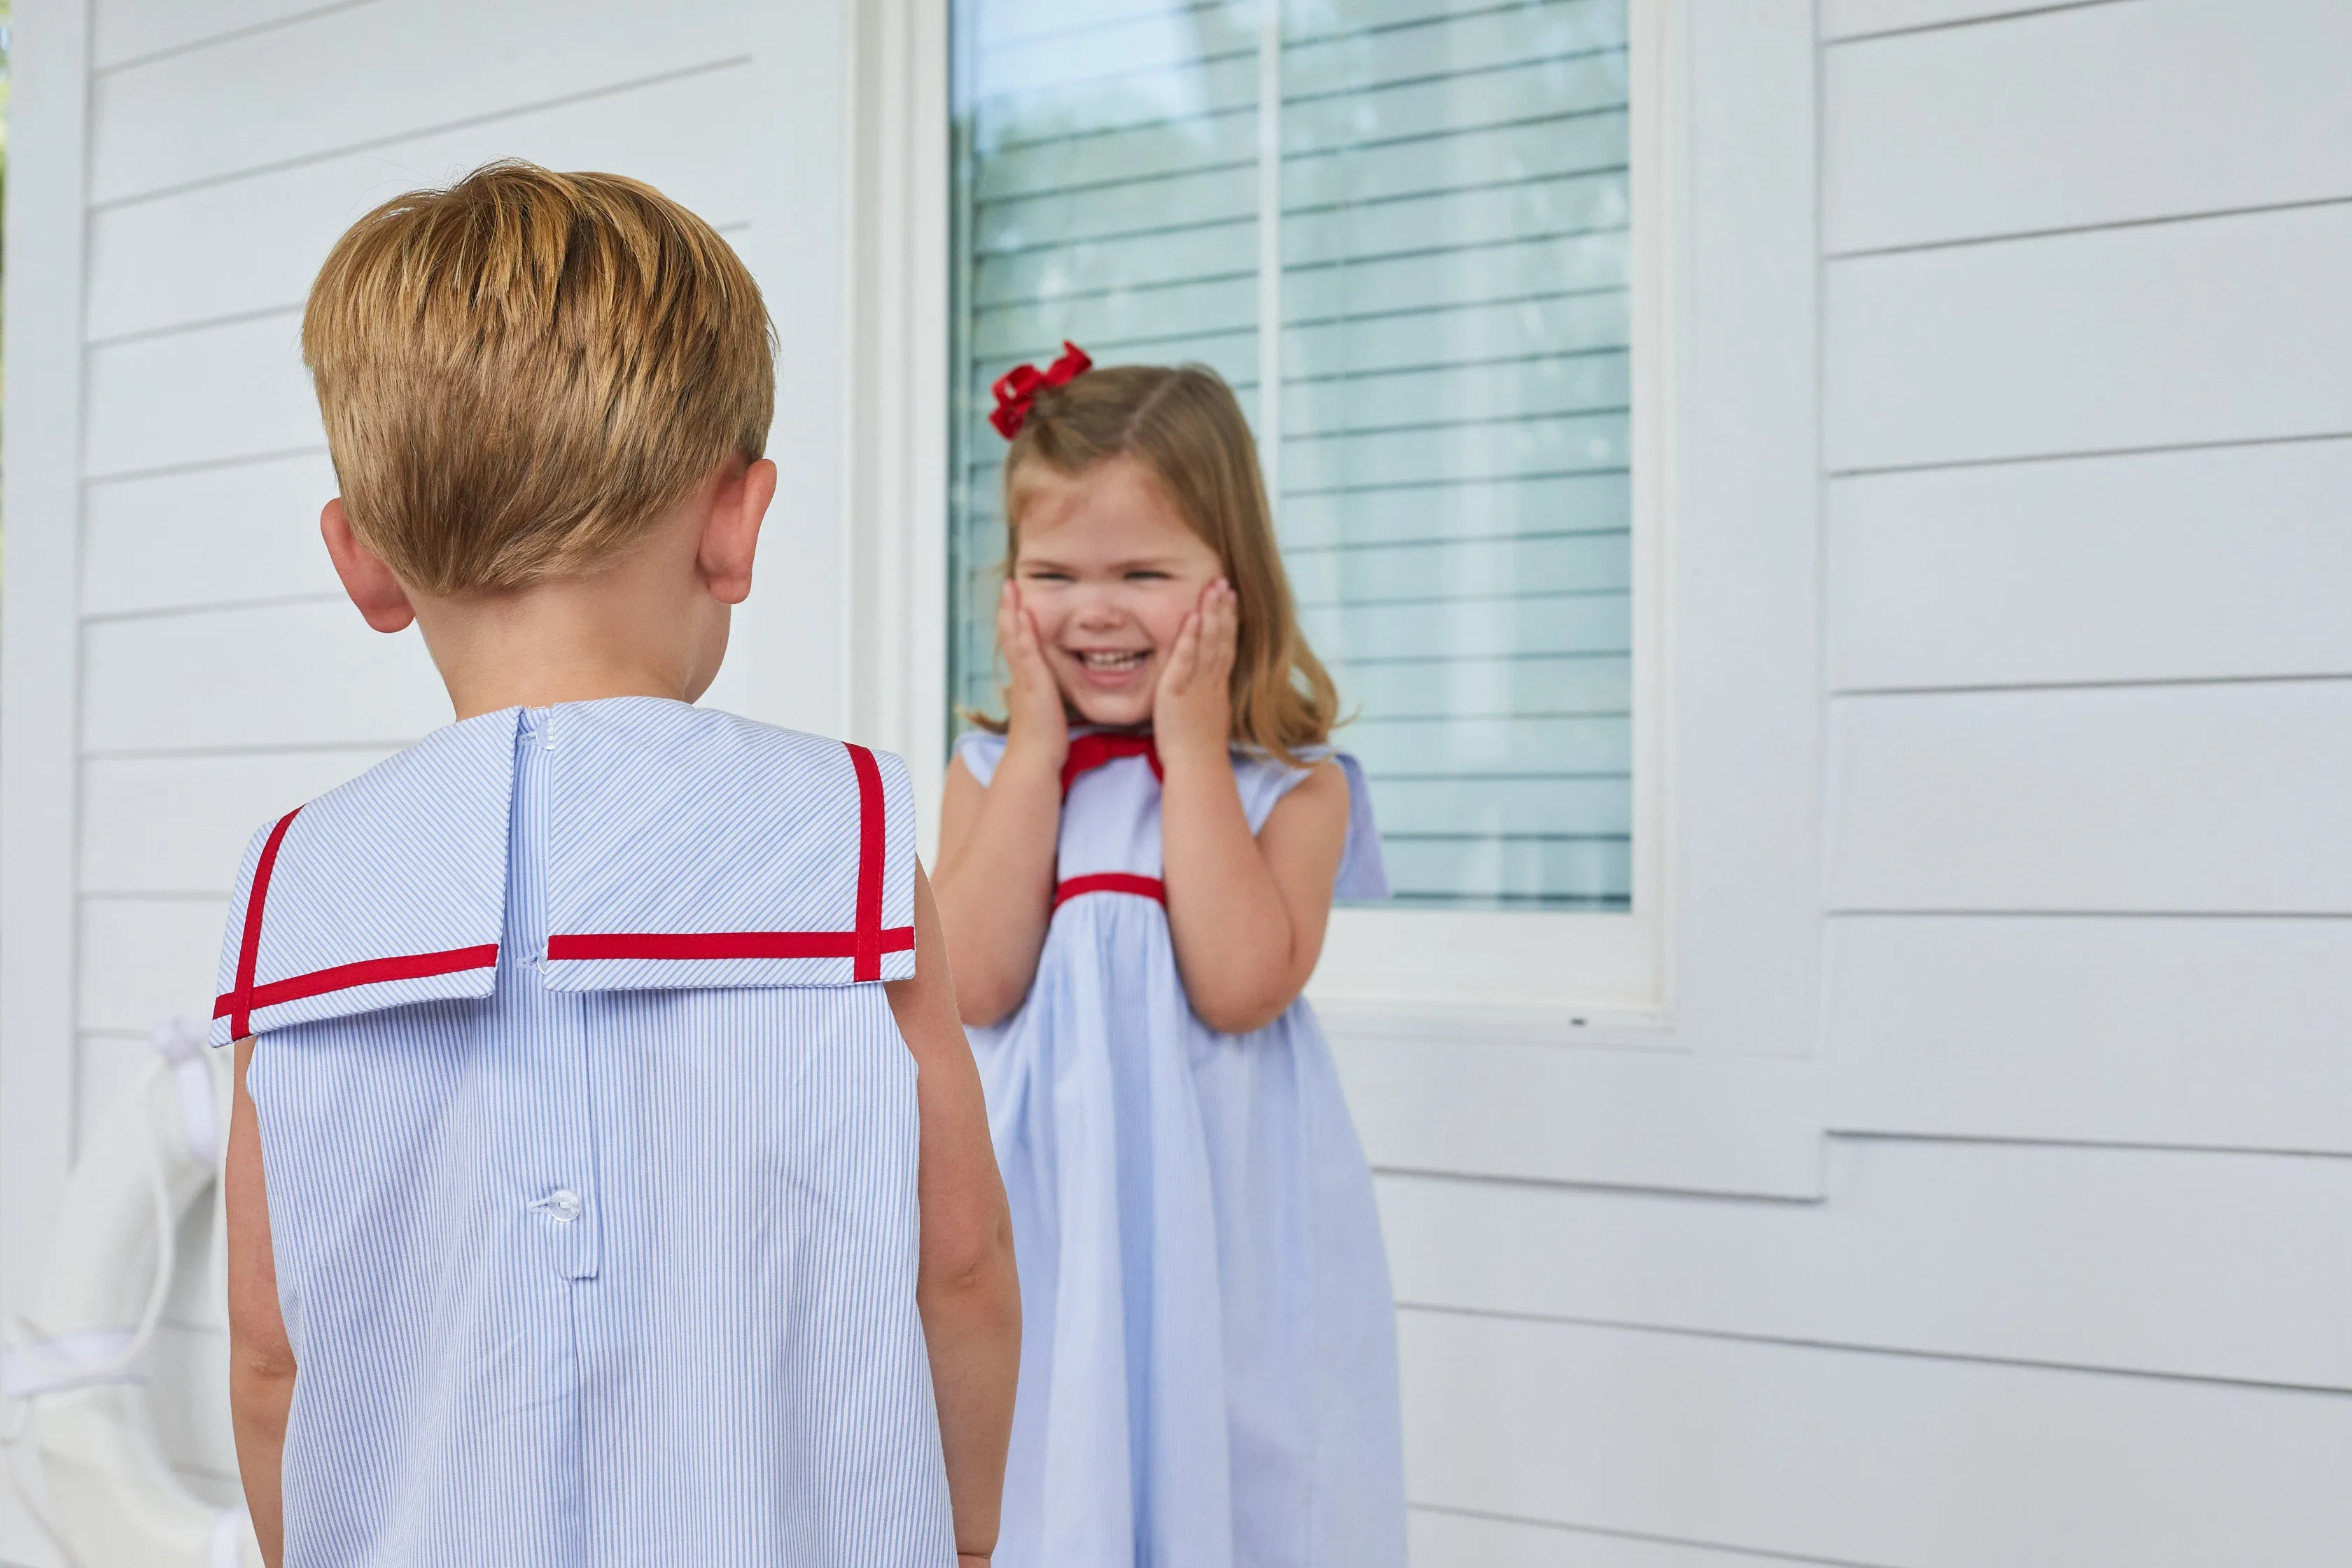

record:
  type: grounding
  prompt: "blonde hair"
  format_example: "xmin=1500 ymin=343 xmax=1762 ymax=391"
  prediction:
xmin=302 ymin=160 xmax=775 ymax=594
xmin=982 ymin=362 xmax=1340 ymax=763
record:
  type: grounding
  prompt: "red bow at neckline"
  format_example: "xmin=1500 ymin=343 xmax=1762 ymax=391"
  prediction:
xmin=1061 ymin=732 xmax=1161 ymax=797
xmin=990 ymin=342 xmax=1093 ymax=440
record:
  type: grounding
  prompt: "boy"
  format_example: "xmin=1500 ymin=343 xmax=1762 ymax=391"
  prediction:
xmin=218 ymin=162 xmax=1017 ymax=1567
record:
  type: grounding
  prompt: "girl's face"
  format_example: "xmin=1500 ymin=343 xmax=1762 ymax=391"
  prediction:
xmin=1011 ymin=454 xmax=1226 ymax=730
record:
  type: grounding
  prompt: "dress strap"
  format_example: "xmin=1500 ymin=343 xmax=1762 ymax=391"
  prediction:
xmin=1060 ymin=732 xmax=1161 ymax=796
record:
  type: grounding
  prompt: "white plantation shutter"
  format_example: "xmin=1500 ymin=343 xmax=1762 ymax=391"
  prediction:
xmin=951 ymin=0 xmax=1634 ymax=909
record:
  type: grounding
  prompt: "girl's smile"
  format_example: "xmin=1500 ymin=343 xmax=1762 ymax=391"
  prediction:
xmin=1011 ymin=454 xmax=1225 ymax=729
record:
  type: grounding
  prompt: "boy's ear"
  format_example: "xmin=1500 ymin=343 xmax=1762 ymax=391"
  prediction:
xmin=700 ymin=457 xmax=778 ymax=607
xmin=320 ymin=500 xmax=417 ymax=634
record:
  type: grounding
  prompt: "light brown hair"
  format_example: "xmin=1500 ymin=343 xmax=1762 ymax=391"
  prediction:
xmin=984 ymin=362 xmax=1340 ymax=763
xmin=301 ymin=160 xmax=774 ymax=594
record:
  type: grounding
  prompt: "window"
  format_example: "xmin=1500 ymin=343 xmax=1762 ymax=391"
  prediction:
xmin=947 ymin=0 xmax=1664 ymax=1011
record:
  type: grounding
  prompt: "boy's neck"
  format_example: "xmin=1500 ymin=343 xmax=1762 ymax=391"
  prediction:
xmin=408 ymin=517 xmax=724 ymax=722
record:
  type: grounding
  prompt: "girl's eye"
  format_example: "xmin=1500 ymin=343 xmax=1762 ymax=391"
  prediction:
xmin=1022 ymin=569 xmax=1072 ymax=583
xmin=1125 ymin=570 xmax=1170 ymax=582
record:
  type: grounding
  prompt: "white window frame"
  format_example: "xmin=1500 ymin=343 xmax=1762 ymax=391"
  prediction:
xmin=844 ymin=0 xmax=1825 ymax=1113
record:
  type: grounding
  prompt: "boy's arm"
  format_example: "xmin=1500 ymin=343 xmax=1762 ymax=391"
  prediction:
xmin=225 ymin=1037 xmax=296 ymax=1568
xmin=886 ymin=865 xmax=1021 ymax=1565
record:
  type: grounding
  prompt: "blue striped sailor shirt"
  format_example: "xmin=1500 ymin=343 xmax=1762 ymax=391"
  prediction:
xmin=211 ymin=696 xmax=953 ymax=1567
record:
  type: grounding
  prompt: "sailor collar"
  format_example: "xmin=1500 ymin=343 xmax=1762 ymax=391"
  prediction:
xmin=209 ymin=699 xmax=917 ymax=1046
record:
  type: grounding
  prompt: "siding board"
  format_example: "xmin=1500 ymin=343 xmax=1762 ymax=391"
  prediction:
xmin=83 ymin=452 xmax=341 ymax=617
xmin=1826 ymin=0 xmax=2352 ymax=251
xmin=1826 ymin=204 xmax=2352 ymax=472
xmin=94 ymin=0 xmax=362 ymax=71
xmin=1332 ymin=1035 xmax=1823 ymax=1198
xmin=1401 ymin=1310 xmax=2352 ymax=1567
xmin=87 ymin=63 xmax=759 ymax=342
xmin=1380 ymin=1139 xmax=2352 ymax=1389
xmin=1827 ymin=439 xmax=2352 ymax=691
xmin=78 ymin=897 xmax=227 ymax=1036
xmin=89 ymin=0 xmax=744 ymax=205
xmin=1409 ymin=1509 xmax=1864 ymax=1568
xmin=1826 ymin=914 xmax=2352 ymax=1153
xmin=84 ymin=311 xmax=318 ymax=479
xmin=1821 ymin=1 xmax=2124 ymax=41
xmin=83 ymin=750 xmax=391 ymax=895
xmin=1828 ymin=682 xmax=2352 ymax=913
xmin=83 ymin=602 xmax=447 ymax=755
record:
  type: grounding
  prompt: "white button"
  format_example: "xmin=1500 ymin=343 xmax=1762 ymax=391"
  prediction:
xmin=530 ymin=1189 xmax=583 ymax=1224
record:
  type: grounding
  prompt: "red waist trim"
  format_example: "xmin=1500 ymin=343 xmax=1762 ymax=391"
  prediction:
xmin=1052 ymin=873 xmax=1167 ymax=911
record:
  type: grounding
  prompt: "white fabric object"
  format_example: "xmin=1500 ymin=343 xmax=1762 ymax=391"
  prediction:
xmin=1 ymin=1330 xmax=145 ymax=1401
xmin=151 ymin=1018 xmax=220 ymax=1166
xmin=209 ymin=1507 xmax=255 ymax=1568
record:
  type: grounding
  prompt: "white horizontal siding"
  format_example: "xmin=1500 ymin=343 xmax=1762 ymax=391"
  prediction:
xmin=83 ymin=312 xmax=317 ymax=479
xmin=1826 ymin=0 xmax=2352 ymax=251
xmin=88 ymin=0 xmax=746 ymax=205
xmin=1827 ymin=682 xmax=2352 ymax=913
xmin=1826 ymin=202 xmax=2352 ymax=472
xmin=92 ymin=0 xmax=360 ymax=71
xmin=83 ymin=751 xmax=394 ymax=895
xmin=1332 ymin=1035 xmax=1823 ymax=1199
xmin=83 ymin=453 xmax=342 ymax=617
xmin=1819 ymin=0 xmax=2127 ymax=43
xmin=1380 ymin=1138 xmax=2352 ymax=1388
xmin=1827 ymin=915 xmax=2352 ymax=1154
xmin=79 ymin=899 xmax=227 ymax=1037
xmin=1408 ymin=1510 xmax=1851 ymax=1568
xmin=84 ymin=603 xmax=447 ymax=755
xmin=1399 ymin=1310 xmax=2352 ymax=1567
xmin=1828 ymin=439 xmax=2352 ymax=691
xmin=87 ymin=62 xmax=759 ymax=342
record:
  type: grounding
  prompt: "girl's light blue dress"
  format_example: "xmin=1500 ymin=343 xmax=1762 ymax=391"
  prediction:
xmin=956 ymin=729 xmax=1407 ymax=1568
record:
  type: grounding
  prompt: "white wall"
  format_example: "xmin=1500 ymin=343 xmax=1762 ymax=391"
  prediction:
xmin=1378 ymin=1 xmax=2352 ymax=1562
xmin=1 ymin=2 xmax=851 ymax=1558
xmin=6 ymin=1 xmax=2351 ymax=1565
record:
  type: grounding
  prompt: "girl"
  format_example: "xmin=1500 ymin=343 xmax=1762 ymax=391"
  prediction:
xmin=933 ymin=349 xmax=1406 ymax=1568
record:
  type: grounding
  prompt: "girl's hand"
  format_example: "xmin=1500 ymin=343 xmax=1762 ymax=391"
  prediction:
xmin=1154 ymin=578 xmax=1237 ymax=768
xmin=997 ymin=580 xmax=1069 ymax=771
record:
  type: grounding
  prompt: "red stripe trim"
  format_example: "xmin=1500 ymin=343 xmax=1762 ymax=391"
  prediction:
xmin=546 ymin=927 xmax=916 ymax=962
xmin=227 ymin=809 xmax=302 ymax=1038
xmin=847 ymin=743 xmax=888 ymax=981
xmin=1053 ymin=872 xmax=1166 ymax=911
xmin=214 ymin=944 xmax=500 ymax=1021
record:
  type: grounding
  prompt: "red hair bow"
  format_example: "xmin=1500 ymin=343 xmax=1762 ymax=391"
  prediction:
xmin=990 ymin=342 xmax=1093 ymax=440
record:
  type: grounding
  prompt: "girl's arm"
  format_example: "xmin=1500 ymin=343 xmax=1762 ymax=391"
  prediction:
xmin=225 ymin=1037 xmax=296 ymax=1568
xmin=886 ymin=866 xmax=1021 ymax=1565
xmin=933 ymin=582 xmax=1068 ymax=1026
xmin=1155 ymin=580 xmax=1351 ymax=1034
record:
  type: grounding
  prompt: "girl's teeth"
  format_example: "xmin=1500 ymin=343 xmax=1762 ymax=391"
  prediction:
xmin=1080 ymin=651 xmax=1146 ymax=670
